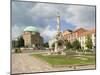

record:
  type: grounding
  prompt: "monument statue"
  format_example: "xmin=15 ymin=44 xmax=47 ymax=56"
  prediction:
xmin=49 ymin=13 xmax=65 ymax=54
xmin=54 ymin=13 xmax=64 ymax=52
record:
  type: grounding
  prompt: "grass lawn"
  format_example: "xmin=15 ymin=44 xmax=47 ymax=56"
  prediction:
xmin=32 ymin=53 xmax=95 ymax=66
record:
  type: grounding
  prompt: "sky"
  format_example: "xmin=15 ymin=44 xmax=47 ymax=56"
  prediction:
xmin=12 ymin=1 xmax=96 ymax=42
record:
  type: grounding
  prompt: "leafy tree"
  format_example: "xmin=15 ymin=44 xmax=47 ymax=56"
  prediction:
xmin=64 ymin=40 xmax=72 ymax=49
xmin=12 ymin=36 xmax=24 ymax=48
xmin=72 ymin=39 xmax=81 ymax=50
xmin=12 ymin=40 xmax=17 ymax=48
xmin=44 ymin=42 xmax=49 ymax=48
xmin=19 ymin=36 xmax=24 ymax=47
xmin=85 ymin=35 xmax=93 ymax=49
xmin=12 ymin=39 xmax=19 ymax=48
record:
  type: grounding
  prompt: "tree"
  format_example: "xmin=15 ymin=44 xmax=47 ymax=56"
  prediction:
xmin=12 ymin=40 xmax=16 ymax=48
xmin=44 ymin=42 xmax=49 ymax=48
xmin=72 ymin=39 xmax=81 ymax=50
xmin=85 ymin=35 xmax=93 ymax=49
xmin=19 ymin=36 xmax=24 ymax=47
xmin=64 ymin=40 xmax=72 ymax=49
xmin=12 ymin=39 xmax=19 ymax=48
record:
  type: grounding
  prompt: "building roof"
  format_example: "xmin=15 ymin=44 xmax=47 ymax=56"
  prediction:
xmin=90 ymin=28 xmax=95 ymax=34
xmin=79 ymin=31 xmax=90 ymax=37
xmin=78 ymin=28 xmax=95 ymax=37
xmin=62 ymin=30 xmax=73 ymax=36
xmin=24 ymin=26 xmax=38 ymax=32
xmin=74 ymin=28 xmax=87 ymax=33
xmin=74 ymin=28 xmax=87 ymax=36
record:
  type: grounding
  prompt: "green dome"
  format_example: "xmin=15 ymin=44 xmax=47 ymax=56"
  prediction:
xmin=24 ymin=26 xmax=38 ymax=32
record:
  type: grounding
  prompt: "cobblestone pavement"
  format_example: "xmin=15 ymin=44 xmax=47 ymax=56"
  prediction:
xmin=11 ymin=53 xmax=95 ymax=74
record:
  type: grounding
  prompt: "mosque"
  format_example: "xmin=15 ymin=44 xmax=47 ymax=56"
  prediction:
xmin=12 ymin=26 xmax=44 ymax=49
xmin=23 ymin=26 xmax=43 ymax=49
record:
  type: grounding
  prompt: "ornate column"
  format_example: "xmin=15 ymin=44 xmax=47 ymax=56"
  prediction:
xmin=54 ymin=14 xmax=60 ymax=52
xmin=54 ymin=41 xmax=58 ymax=52
xmin=57 ymin=15 xmax=60 ymax=32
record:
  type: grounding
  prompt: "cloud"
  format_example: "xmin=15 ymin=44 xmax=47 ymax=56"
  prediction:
xmin=66 ymin=5 xmax=95 ymax=29
xmin=40 ymin=25 xmax=57 ymax=42
xmin=12 ymin=24 xmax=26 ymax=39
xmin=12 ymin=1 xmax=96 ymax=42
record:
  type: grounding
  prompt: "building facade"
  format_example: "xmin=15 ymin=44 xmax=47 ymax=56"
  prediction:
xmin=77 ymin=28 xmax=96 ymax=49
xmin=23 ymin=26 xmax=43 ymax=49
xmin=62 ymin=28 xmax=96 ymax=50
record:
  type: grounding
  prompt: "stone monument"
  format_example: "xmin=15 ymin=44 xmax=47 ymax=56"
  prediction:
xmin=54 ymin=13 xmax=64 ymax=53
xmin=49 ymin=13 xmax=64 ymax=53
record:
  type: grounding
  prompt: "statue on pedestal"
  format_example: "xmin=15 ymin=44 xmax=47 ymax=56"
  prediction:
xmin=49 ymin=13 xmax=65 ymax=54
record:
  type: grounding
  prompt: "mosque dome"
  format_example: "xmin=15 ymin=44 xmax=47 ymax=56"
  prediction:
xmin=24 ymin=26 xmax=38 ymax=32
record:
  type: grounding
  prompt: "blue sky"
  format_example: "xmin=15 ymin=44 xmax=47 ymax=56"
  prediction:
xmin=12 ymin=1 xmax=96 ymax=42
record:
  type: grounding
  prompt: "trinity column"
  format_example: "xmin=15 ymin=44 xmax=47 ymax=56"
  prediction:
xmin=54 ymin=14 xmax=61 ymax=52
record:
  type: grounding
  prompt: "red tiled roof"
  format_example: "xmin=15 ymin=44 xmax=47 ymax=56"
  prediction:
xmin=74 ymin=28 xmax=87 ymax=32
xmin=74 ymin=28 xmax=87 ymax=37
xmin=62 ymin=31 xmax=72 ymax=36
xmin=78 ymin=31 xmax=90 ymax=37
xmin=78 ymin=28 xmax=95 ymax=37
xmin=62 ymin=28 xmax=95 ymax=38
xmin=90 ymin=28 xmax=95 ymax=34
